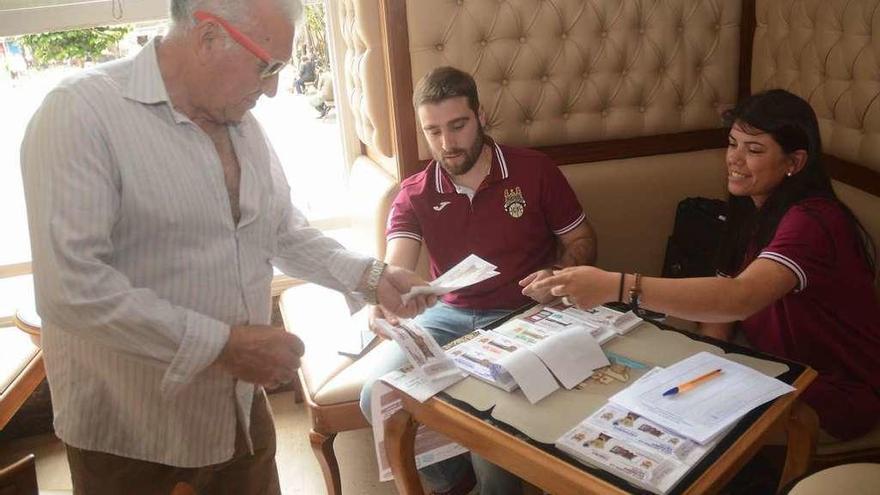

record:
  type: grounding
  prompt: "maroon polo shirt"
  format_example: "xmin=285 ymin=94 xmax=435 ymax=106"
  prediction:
xmin=387 ymin=141 xmax=586 ymax=310
xmin=738 ymin=197 xmax=880 ymax=439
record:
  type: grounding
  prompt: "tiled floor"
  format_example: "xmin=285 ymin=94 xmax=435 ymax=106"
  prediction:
xmin=0 ymin=392 xmax=397 ymax=495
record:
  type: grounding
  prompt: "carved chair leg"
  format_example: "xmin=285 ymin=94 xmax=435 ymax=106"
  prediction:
xmin=310 ymin=429 xmax=342 ymax=495
xmin=777 ymin=400 xmax=818 ymax=493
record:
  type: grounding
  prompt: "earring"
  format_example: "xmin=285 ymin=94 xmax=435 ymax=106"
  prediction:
xmin=786 ymin=171 xmax=793 ymax=177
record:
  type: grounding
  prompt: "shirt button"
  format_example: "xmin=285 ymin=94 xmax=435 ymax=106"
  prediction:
xmin=501 ymin=79 xmax=509 ymax=86
xmin=480 ymin=39 xmax=488 ymax=46
xmin=519 ymin=36 xmax=527 ymax=44
xmin=541 ymin=75 xmax=549 ymax=82
xmin=435 ymin=43 xmax=444 ymax=51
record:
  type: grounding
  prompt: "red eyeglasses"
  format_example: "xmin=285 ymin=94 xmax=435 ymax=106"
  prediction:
xmin=193 ymin=10 xmax=289 ymax=79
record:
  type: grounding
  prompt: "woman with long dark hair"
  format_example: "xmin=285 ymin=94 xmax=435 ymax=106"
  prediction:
xmin=533 ymin=89 xmax=880 ymax=440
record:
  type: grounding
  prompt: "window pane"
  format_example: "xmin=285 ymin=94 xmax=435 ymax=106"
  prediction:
xmin=2 ymin=21 xmax=350 ymax=269
xmin=252 ymin=67 xmax=347 ymax=221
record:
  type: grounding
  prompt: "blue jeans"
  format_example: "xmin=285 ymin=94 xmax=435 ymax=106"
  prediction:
xmin=359 ymin=302 xmax=523 ymax=495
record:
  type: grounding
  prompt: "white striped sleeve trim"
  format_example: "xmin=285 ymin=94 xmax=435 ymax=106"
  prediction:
xmin=387 ymin=231 xmax=423 ymax=243
xmin=553 ymin=212 xmax=586 ymax=235
xmin=758 ymin=251 xmax=807 ymax=292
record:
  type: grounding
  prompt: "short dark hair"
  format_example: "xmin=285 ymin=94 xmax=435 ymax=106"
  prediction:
xmin=412 ymin=66 xmax=480 ymax=114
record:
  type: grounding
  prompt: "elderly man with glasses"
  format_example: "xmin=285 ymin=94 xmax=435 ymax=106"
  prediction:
xmin=19 ymin=1 xmax=434 ymax=494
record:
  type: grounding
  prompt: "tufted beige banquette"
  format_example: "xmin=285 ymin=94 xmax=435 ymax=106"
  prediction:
xmin=281 ymin=1 xmax=880 ymax=493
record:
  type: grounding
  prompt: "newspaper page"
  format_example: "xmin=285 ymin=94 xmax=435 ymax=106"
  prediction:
xmin=374 ymin=319 xmax=463 ymax=383
xmin=371 ymin=379 xmax=468 ymax=481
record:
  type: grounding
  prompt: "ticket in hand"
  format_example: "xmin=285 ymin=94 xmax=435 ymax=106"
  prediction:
xmin=401 ymin=254 xmax=498 ymax=303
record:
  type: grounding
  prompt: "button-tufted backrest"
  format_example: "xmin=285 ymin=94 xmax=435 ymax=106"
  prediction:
xmin=753 ymin=0 xmax=880 ymax=286
xmin=339 ymin=0 xmax=393 ymax=159
xmin=753 ymin=0 xmax=880 ymax=174
xmin=406 ymin=0 xmax=742 ymax=160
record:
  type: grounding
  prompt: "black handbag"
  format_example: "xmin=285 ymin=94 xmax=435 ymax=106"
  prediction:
xmin=662 ymin=197 xmax=727 ymax=278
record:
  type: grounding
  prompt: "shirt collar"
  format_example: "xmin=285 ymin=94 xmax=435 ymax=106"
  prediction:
xmin=122 ymin=37 xmax=250 ymax=129
xmin=122 ymin=37 xmax=172 ymax=106
xmin=433 ymin=137 xmax=510 ymax=194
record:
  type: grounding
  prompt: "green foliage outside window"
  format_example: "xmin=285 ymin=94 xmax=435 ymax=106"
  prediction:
xmin=20 ymin=26 xmax=131 ymax=66
xmin=302 ymin=4 xmax=327 ymax=69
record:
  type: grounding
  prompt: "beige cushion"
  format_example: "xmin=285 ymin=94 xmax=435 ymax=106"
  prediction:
xmin=817 ymin=422 xmax=880 ymax=457
xmin=280 ymin=283 xmax=394 ymax=406
xmin=561 ymin=149 xmax=728 ymax=275
xmin=339 ymin=0 xmax=393 ymax=160
xmin=788 ymin=463 xmax=880 ymax=495
xmin=0 ymin=327 xmax=39 ymax=395
xmin=347 ymin=156 xmax=398 ymax=257
xmin=833 ymin=180 xmax=880 ymax=291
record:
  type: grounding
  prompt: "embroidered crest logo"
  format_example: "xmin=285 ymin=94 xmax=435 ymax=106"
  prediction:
xmin=503 ymin=187 xmax=526 ymax=218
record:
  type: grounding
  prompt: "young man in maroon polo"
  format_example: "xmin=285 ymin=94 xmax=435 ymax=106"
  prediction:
xmin=359 ymin=66 xmax=597 ymax=495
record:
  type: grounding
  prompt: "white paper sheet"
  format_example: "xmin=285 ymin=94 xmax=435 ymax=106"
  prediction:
xmin=495 ymin=348 xmax=559 ymax=404
xmin=402 ymin=254 xmax=498 ymax=303
xmin=531 ymin=326 xmax=610 ymax=389
xmin=609 ymin=352 xmax=795 ymax=444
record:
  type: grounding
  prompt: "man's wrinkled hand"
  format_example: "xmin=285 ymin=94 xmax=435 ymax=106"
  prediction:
xmin=519 ymin=268 xmax=557 ymax=303
xmin=217 ymin=325 xmax=304 ymax=387
xmin=376 ymin=265 xmax=436 ymax=320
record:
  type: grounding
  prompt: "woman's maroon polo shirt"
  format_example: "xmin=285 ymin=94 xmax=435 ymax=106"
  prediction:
xmin=740 ymin=197 xmax=880 ymax=439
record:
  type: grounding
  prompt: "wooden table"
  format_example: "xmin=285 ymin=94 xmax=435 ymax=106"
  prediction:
xmin=383 ymin=329 xmax=818 ymax=495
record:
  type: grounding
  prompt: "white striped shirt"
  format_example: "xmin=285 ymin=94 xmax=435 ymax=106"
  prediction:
xmin=20 ymin=39 xmax=371 ymax=467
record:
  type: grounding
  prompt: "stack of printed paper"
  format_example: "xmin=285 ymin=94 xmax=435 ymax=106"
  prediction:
xmin=447 ymin=311 xmax=611 ymax=404
xmin=555 ymin=368 xmax=726 ymax=494
xmin=609 ymin=352 xmax=794 ymax=444
xmin=401 ymin=254 xmax=499 ymax=303
xmin=445 ymin=330 xmax=520 ymax=391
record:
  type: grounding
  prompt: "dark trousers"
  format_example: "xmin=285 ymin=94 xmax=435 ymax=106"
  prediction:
xmin=66 ymin=390 xmax=280 ymax=495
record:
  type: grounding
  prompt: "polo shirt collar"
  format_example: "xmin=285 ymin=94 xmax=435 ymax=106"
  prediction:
xmin=433 ymin=137 xmax=510 ymax=194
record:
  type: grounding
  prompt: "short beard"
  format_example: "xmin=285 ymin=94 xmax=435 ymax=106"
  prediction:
xmin=436 ymin=125 xmax=486 ymax=176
